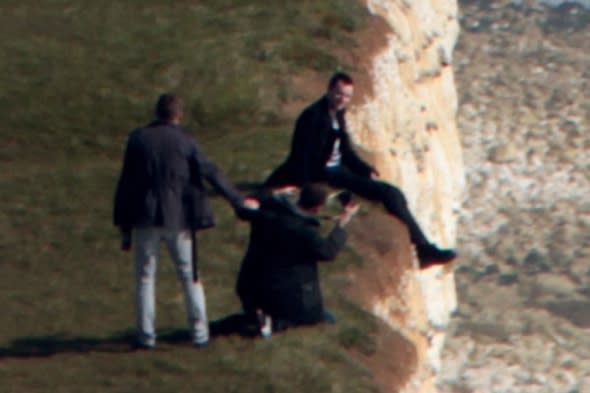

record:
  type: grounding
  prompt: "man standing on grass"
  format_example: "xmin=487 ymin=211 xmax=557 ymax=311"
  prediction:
xmin=264 ymin=72 xmax=456 ymax=269
xmin=114 ymin=94 xmax=253 ymax=349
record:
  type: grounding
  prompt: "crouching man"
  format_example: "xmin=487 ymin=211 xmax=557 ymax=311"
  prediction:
xmin=236 ymin=185 xmax=359 ymax=334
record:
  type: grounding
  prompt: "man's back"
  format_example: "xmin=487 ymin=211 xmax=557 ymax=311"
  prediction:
xmin=115 ymin=121 xmax=203 ymax=230
xmin=114 ymin=119 xmax=243 ymax=233
xmin=131 ymin=122 xmax=194 ymax=183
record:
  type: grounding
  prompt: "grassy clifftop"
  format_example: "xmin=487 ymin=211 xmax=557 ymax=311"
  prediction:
xmin=0 ymin=2 xmax=387 ymax=393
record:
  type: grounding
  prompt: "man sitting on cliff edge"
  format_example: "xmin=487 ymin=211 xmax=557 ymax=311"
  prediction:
xmin=264 ymin=72 xmax=456 ymax=269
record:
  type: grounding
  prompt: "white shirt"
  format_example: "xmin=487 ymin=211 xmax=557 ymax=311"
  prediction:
xmin=325 ymin=116 xmax=342 ymax=168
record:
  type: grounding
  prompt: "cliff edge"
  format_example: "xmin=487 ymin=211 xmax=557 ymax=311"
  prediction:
xmin=345 ymin=1 xmax=464 ymax=392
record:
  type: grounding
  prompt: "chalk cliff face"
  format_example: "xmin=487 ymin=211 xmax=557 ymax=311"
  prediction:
xmin=345 ymin=1 xmax=464 ymax=392
xmin=351 ymin=0 xmax=463 ymax=247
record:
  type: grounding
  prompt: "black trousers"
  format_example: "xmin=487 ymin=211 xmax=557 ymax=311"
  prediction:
xmin=325 ymin=166 xmax=429 ymax=246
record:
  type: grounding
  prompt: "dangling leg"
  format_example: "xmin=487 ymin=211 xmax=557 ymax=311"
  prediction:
xmin=325 ymin=167 xmax=456 ymax=267
xmin=325 ymin=167 xmax=428 ymax=242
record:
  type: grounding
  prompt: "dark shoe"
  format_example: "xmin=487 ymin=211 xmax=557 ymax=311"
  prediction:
xmin=193 ymin=340 xmax=209 ymax=348
xmin=323 ymin=310 xmax=337 ymax=324
xmin=132 ymin=341 xmax=155 ymax=351
xmin=272 ymin=318 xmax=295 ymax=332
xmin=417 ymin=243 xmax=457 ymax=269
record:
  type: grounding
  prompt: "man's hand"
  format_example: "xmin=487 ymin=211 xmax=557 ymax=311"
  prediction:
xmin=272 ymin=185 xmax=299 ymax=196
xmin=370 ymin=168 xmax=380 ymax=180
xmin=243 ymin=197 xmax=260 ymax=210
xmin=121 ymin=231 xmax=132 ymax=251
xmin=235 ymin=197 xmax=260 ymax=221
xmin=338 ymin=202 xmax=360 ymax=227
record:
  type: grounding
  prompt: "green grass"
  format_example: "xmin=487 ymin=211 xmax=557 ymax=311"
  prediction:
xmin=1 ymin=1 xmax=382 ymax=392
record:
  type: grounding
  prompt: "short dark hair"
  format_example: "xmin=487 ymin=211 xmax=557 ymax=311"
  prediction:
xmin=298 ymin=184 xmax=327 ymax=209
xmin=328 ymin=72 xmax=354 ymax=89
xmin=155 ymin=94 xmax=184 ymax=121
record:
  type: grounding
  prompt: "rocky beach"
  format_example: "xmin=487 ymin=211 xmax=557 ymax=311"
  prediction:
xmin=439 ymin=1 xmax=590 ymax=392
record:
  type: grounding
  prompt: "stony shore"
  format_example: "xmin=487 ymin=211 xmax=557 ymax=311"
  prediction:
xmin=439 ymin=1 xmax=590 ymax=392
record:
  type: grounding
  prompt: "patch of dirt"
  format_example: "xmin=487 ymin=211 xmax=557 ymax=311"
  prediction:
xmin=351 ymin=318 xmax=419 ymax=393
xmin=347 ymin=208 xmax=417 ymax=393
xmin=338 ymin=2 xmax=393 ymax=106
xmin=348 ymin=208 xmax=413 ymax=307
xmin=279 ymin=2 xmax=392 ymax=119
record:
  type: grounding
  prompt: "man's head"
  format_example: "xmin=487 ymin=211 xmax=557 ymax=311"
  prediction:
xmin=326 ymin=72 xmax=354 ymax=112
xmin=297 ymin=184 xmax=327 ymax=213
xmin=155 ymin=94 xmax=184 ymax=123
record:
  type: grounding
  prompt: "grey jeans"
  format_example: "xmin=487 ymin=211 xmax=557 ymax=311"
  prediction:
xmin=134 ymin=227 xmax=209 ymax=346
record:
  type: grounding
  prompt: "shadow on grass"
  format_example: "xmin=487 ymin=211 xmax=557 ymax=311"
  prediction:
xmin=209 ymin=313 xmax=261 ymax=338
xmin=0 ymin=331 xmax=137 ymax=358
xmin=0 ymin=317 xmax=260 ymax=359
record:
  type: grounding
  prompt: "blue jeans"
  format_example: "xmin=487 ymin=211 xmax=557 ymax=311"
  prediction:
xmin=133 ymin=227 xmax=208 ymax=346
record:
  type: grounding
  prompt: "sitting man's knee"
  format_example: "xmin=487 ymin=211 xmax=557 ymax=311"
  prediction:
xmin=382 ymin=183 xmax=407 ymax=205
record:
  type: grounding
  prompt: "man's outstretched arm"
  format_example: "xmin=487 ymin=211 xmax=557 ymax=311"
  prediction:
xmin=340 ymin=132 xmax=375 ymax=178
xmin=188 ymin=140 xmax=244 ymax=208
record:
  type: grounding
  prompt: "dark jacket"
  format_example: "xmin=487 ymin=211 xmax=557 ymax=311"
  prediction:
xmin=113 ymin=120 xmax=243 ymax=232
xmin=265 ymin=96 xmax=374 ymax=187
xmin=236 ymin=194 xmax=347 ymax=325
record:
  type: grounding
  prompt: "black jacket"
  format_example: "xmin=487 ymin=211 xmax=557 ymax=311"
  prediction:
xmin=236 ymin=194 xmax=347 ymax=325
xmin=113 ymin=120 xmax=243 ymax=232
xmin=265 ymin=96 xmax=374 ymax=187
